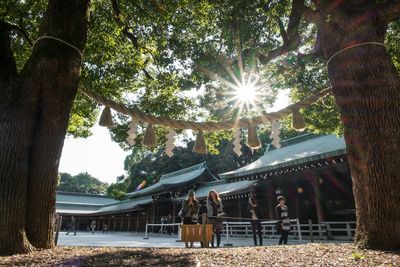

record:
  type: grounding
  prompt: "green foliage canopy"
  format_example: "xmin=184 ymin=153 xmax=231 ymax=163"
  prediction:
xmin=58 ymin=172 xmax=109 ymax=194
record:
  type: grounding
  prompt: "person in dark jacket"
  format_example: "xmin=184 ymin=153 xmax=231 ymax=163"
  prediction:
xmin=182 ymin=190 xmax=200 ymax=247
xmin=166 ymin=214 xmax=173 ymax=235
xmin=90 ymin=220 xmax=96 ymax=235
xmin=207 ymin=189 xmax=224 ymax=247
xmin=248 ymin=192 xmax=262 ymax=246
xmin=275 ymin=196 xmax=290 ymax=245
xmin=66 ymin=216 xmax=77 ymax=236
xmin=182 ymin=190 xmax=200 ymax=224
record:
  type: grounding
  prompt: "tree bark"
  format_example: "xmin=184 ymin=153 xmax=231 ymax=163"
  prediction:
xmin=0 ymin=0 xmax=90 ymax=255
xmin=25 ymin=0 xmax=90 ymax=248
xmin=0 ymin=15 xmax=37 ymax=258
xmin=321 ymin=17 xmax=400 ymax=250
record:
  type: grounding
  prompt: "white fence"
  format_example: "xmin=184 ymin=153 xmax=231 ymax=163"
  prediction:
xmin=220 ymin=220 xmax=356 ymax=241
xmin=143 ymin=220 xmax=356 ymax=241
xmin=221 ymin=219 xmax=302 ymax=245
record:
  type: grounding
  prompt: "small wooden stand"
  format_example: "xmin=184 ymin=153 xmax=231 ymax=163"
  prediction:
xmin=181 ymin=213 xmax=212 ymax=248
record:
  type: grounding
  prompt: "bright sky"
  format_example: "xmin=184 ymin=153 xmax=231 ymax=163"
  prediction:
xmin=59 ymin=89 xmax=290 ymax=184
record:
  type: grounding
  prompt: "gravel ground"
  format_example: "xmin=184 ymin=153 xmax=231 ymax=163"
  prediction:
xmin=0 ymin=243 xmax=399 ymax=267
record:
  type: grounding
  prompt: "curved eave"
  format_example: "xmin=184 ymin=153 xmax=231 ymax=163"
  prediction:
xmin=220 ymin=149 xmax=347 ymax=179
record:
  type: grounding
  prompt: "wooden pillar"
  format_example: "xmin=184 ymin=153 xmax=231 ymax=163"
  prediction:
xmin=152 ymin=202 xmax=155 ymax=225
xmin=113 ymin=217 xmax=116 ymax=231
xmin=312 ymin=174 xmax=324 ymax=223
xmin=290 ymin=176 xmax=300 ymax=219
xmin=108 ymin=216 xmax=111 ymax=231
xmin=127 ymin=215 xmax=131 ymax=232
xmin=238 ymin=198 xmax=243 ymax=220
xmin=267 ymin=183 xmax=275 ymax=219
xmin=172 ymin=202 xmax=176 ymax=223
xmin=136 ymin=212 xmax=139 ymax=232
xmin=120 ymin=216 xmax=124 ymax=231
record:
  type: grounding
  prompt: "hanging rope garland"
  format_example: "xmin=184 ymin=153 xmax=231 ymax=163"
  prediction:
xmin=81 ymin=87 xmax=330 ymax=130
xmin=80 ymin=86 xmax=330 ymax=153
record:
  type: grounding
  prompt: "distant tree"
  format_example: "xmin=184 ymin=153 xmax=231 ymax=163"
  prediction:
xmin=107 ymin=175 xmax=129 ymax=200
xmin=57 ymin=172 xmax=108 ymax=195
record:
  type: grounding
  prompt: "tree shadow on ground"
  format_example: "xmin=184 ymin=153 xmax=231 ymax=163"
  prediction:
xmin=53 ymin=248 xmax=196 ymax=267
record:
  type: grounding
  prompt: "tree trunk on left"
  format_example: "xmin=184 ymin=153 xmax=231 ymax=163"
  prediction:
xmin=24 ymin=0 xmax=90 ymax=248
xmin=0 ymin=17 xmax=35 ymax=257
xmin=0 ymin=0 xmax=90 ymax=255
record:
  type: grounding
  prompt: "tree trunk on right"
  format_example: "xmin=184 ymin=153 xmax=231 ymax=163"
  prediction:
xmin=321 ymin=19 xmax=400 ymax=250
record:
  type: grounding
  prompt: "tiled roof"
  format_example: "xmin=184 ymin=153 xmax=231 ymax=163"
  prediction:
xmin=125 ymin=162 xmax=217 ymax=198
xmin=219 ymin=134 xmax=346 ymax=179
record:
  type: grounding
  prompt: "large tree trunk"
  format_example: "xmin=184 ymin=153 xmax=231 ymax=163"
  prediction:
xmin=0 ymin=0 xmax=90 ymax=255
xmin=0 ymin=19 xmax=36 ymax=257
xmin=322 ymin=17 xmax=400 ymax=250
xmin=25 ymin=0 xmax=90 ymax=248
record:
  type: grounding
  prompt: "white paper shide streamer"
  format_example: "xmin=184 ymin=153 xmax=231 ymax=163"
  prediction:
xmin=126 ymin=118 xmax=138 ymax=146
xmin=233 ymin=128 xmax=242 ymax=156
xmin=270 ymin=120 xmax=281 ymax=149
xmin=165 ymin=128 xmax=176 ymax=157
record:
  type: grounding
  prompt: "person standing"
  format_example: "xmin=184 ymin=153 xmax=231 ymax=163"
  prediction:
xmin=103 ymin=223 xmax=108 ymax=234
xmin=182 ymin=190 xmax=200 ymax=247
xmin=207 ymin=189 xmax=224 ymax=248
xmin=166 ymin=214 xmax=173 ymax=235
xmin=248 ymin=192 xmax=262 ymax=246
xmin=159 ymin=216 xmax=165 ymax=234
xmin=91 ymin=220 xmax=96 ymax=235
xmin=66 ymin=216 xmax=77 ymax=236
xmin=275 ymin=196 xmax=290 ymax=245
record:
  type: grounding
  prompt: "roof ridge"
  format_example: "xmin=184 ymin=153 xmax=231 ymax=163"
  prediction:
xmin=100 ymin=195 xmax=150 ymax=207
xmin=56 ymin=191 xmax=113 ymax=198
xmin=161 ymin=162 xmax=205 ymax=179
xmin=265 ymin=134 xmax=328 ymax=155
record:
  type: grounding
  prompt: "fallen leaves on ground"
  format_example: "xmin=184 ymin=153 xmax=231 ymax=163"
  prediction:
xmin=0 ymin=243 xmax=399 ymax=266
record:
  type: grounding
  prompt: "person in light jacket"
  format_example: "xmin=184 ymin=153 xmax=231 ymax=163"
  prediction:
xmin=248 ymin=192 xmax=262 ymax=246
xmin=275 ymin=196 xmax=291 ymax=245
xmin=207 ymin=189 xmax=223 ymax=247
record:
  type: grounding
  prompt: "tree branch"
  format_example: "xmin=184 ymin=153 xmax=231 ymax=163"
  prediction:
xmin=4 ymin=21 xmax=33 ymax=46
xmin=0 ymin=21 xmax=18 ymax=84
xmin=378 ymin=0 xmax=400 ymax=25
xmin=276 ymin=17 xmax=289 ymax=44
xmin=110 ymin=0 xmax=154 ymax=79
xmin=258 ymin=0 xmax=303 ymax=65
xmin=302 ymin=6 xmax=323 ymax=26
